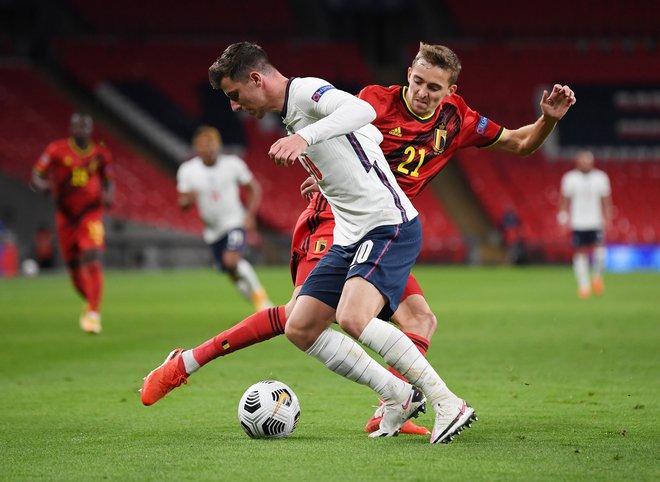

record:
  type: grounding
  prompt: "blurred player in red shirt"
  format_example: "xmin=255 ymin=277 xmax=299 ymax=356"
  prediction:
xmin=32 ymin=113 xmax=113 ymax=334
xmin=142 ymin=43 xmax=574 ymax=435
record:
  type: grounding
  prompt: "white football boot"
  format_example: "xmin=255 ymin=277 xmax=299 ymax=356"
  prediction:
xmin=430 ymin=398 xmax=477 ymax=444
xmin=369 ymin=386 xmax=426 ymax=438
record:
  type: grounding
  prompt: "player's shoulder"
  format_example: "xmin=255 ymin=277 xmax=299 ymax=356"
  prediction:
xmin=358 ymin=84 xmax=400 ymax=110
xmin=561 ymin=168 xmax=578 ymax=181
xmin=359 ymin=84 xmax=399 ymax=98
xmin=178 ymin=156 xmax=202 ymax=173
xmin=219 ymin=153 xmax=248 ymax=166
xmin=445 ymin=92 xmax=469 ymax=110
xmin=46 ymin=138 xmax=70 ymax=153
xmin=293 ymin=76 xmax=334 ymax=95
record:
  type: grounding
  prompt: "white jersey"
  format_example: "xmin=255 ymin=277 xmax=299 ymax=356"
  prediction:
xmin=560 ymin=168 xmax=611 ymax=230
xmin=282 ymin=77 xmax=418 ymax=246
xmin=177 ymin=154 xmax=253 ymax=243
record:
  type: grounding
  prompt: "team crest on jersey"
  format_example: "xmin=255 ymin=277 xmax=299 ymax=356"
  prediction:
xmin=311 ymin=85 xmax=335 ymax=102
xmin=388 ymin=126 xmax=402 ymax=137
xmin=63 ymin=156 xmax=73 ymax=166
xmin=313 ymin=239 xmax=328 ymax=254
xmin=434 ymin=125 xmax=447 ymax=154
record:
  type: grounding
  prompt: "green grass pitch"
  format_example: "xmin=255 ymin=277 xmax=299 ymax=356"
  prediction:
xmin=1 ymin=266 xmax=659 ymax=481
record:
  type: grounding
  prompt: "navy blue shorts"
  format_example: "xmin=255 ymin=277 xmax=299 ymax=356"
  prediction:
xmin=299 ymin=217 xmax=422 ymax=320
xmin=209 ymin=228 xmax=245 ymax=271
xmin=572 ymin=230 xmax=603 ymax=248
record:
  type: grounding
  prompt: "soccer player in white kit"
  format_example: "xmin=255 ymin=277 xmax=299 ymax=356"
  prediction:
xmin=207 ymin=41 xmax=476 ymax=443
xmin=177 ymin=126 xmax=272 ymax=311
xmin=558 ymin=150 xmax=612 ymax=298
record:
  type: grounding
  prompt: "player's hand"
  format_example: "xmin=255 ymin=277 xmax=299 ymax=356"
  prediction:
xmin=540 ymin=84 xmax=576 ymax=121
xmin=556 ymin=210 xmax=569 ymax=228
xmin=268 ymin=134 xmax=308 ymax=167
xmin=300 ymin=176 xmax=320 ymax=201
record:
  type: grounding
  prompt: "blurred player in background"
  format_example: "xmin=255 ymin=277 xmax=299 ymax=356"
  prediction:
xmin=177 ymin=126 xmax=272 ymax=311
xmin=557 ymin=150 xmax=612 ymax=298
xmin=32 ymin=113 xmax=113 ymax=334
xmin=142 ymin=42 xmax=575 ymax=436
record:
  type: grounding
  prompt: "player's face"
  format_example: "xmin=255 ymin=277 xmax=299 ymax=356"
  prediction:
xmin=70 ymin=115 xmax=93 ymax=143
xmin=406 ymin=60 xmax=457 ymax=118
xmin=194 ymin=134 xmax=221 ymax=164
xmin=221 ymin=74 xmax=267 ymax=119
xmin=575 ymin=151 xmax=595 ymax=172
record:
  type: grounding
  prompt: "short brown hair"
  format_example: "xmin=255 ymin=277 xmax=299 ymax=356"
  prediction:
xmin=208 ymin=42 xmax=273 ymax=90
xmin=412 ymin=43 xmax=462 ymax=85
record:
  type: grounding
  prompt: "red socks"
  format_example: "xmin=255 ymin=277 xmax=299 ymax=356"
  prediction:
xmin=387 ymin=332 xmax=430 ymax=382
xmin=192 ymin=306 xmax=287 ymax=367
xmin=68 ymin=261 xmax=104 ymax=312
xmin=85 ymin=260 xmax=103 ymax=312
xmin=68 ymin=266 xmax=88 ymax=300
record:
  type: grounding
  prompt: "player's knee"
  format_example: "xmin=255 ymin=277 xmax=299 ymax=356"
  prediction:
xmin=284 ymin=320 xmax=314 ymax=351
xmin=334 ymin=311 xmax=364 ymax=339
xmin=400 ymin=309 xmax=438 ymax=339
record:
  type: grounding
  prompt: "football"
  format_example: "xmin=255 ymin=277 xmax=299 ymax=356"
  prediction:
xmin=237 ymin=380 xmax=300 ymax=439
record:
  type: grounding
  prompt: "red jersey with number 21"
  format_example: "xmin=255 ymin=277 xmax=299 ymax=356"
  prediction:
xmin=33 ymin=138 xmax=112 ymax=220
xmin=358 ymin=85 xmax=504 ymax=201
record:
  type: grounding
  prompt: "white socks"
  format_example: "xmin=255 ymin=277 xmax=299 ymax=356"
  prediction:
xmin=573 ymin=253 xmax=590 ymax=291
xmin=305 ymin=328 xmax=409 ymax=404
xmin=359 ymin=318 xmax=456 ymax=408
xmin=182 ymin=350 xmax=200 ymax=375
xmin=234 ymin=259 xmax=263 ymax=300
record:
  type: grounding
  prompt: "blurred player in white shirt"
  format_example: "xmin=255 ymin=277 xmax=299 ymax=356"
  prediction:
xmin=177 ymin=126 xmax=272 ymax=311
xmin=558 ymin=150 xmax=612 ymax=298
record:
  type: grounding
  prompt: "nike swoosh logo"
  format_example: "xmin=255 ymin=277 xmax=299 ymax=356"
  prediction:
xmin=401 ymin=393 xmax=413 ymax=410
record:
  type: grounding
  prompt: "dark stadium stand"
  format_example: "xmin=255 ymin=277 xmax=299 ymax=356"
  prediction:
xmin=446 ymin=0 xmax=660 ymax=37
xmin=65 ymin=0 xmax=295 ymax=36
xmin=0 ymin=65 xmax=201 ymax=233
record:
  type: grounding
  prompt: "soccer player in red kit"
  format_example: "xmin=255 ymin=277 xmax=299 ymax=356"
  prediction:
xmin=141 ymin=43 xmax=575 ymax=435
xmin=32 ymin=113 xmax=113 ymax=334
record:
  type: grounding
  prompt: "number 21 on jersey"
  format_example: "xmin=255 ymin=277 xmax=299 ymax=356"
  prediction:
xmin=397 ymin=146 xmax=426 ymax=178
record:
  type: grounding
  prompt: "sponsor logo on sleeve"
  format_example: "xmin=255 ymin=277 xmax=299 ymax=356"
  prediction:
xmin=476 ymin=116 xmax=489 ymax=135
xmin=311 ymin=85 xmax=335 ymax=102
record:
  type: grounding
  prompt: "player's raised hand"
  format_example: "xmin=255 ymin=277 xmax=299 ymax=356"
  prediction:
xmin=269 ymin=134 xmax=308 ymax=167
xmin=540 ymin=84 xmax=576 ymax=121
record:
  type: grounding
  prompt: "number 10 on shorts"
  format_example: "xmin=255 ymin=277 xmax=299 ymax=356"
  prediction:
xmin=350 ymin=240 xmax=374 ymax=268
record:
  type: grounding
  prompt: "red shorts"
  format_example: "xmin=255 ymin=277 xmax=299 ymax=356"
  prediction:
xmin=56 ymin=210 xmax=105 ymax=263
xmin=289 ymin=199 xmax=424 ymax=300
xmin=289 ymin=201 xmax=335 ymax=287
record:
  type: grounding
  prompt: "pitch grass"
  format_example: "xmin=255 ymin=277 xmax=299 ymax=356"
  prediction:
xmin=1 ymin=266 xmax=659 ymax=481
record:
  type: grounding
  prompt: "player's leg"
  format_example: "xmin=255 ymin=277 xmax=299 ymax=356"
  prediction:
xmin=141 ymin=290 xmax=294 ymax=406
xmin=573 ymin=248 xmax=591 ymax=298
xmin=215 ymin=229 xmax=272 ymax=311
xmin=591 ymin=232 xmax=606 ymax=295
xmin=364 ymin=285 xmax=436 ymax=435
xmin=76 ymin=249 xmax=104 ymax=334
xmin=76 ymin=217 xmax=106 ymax=334
xmin=57 ymin=216 xmax=87 ymax=300
xmin=334 ymin=219 xmax=475 ymax=443
xmin=141 ymin=226 xmax=322 ymax=406
xmin=285 ymin=291 xmax=425 ymax=436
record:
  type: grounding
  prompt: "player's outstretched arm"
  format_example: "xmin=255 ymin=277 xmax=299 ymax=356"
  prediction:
xmin=493 ymin=84 xmax=576 ymax=157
